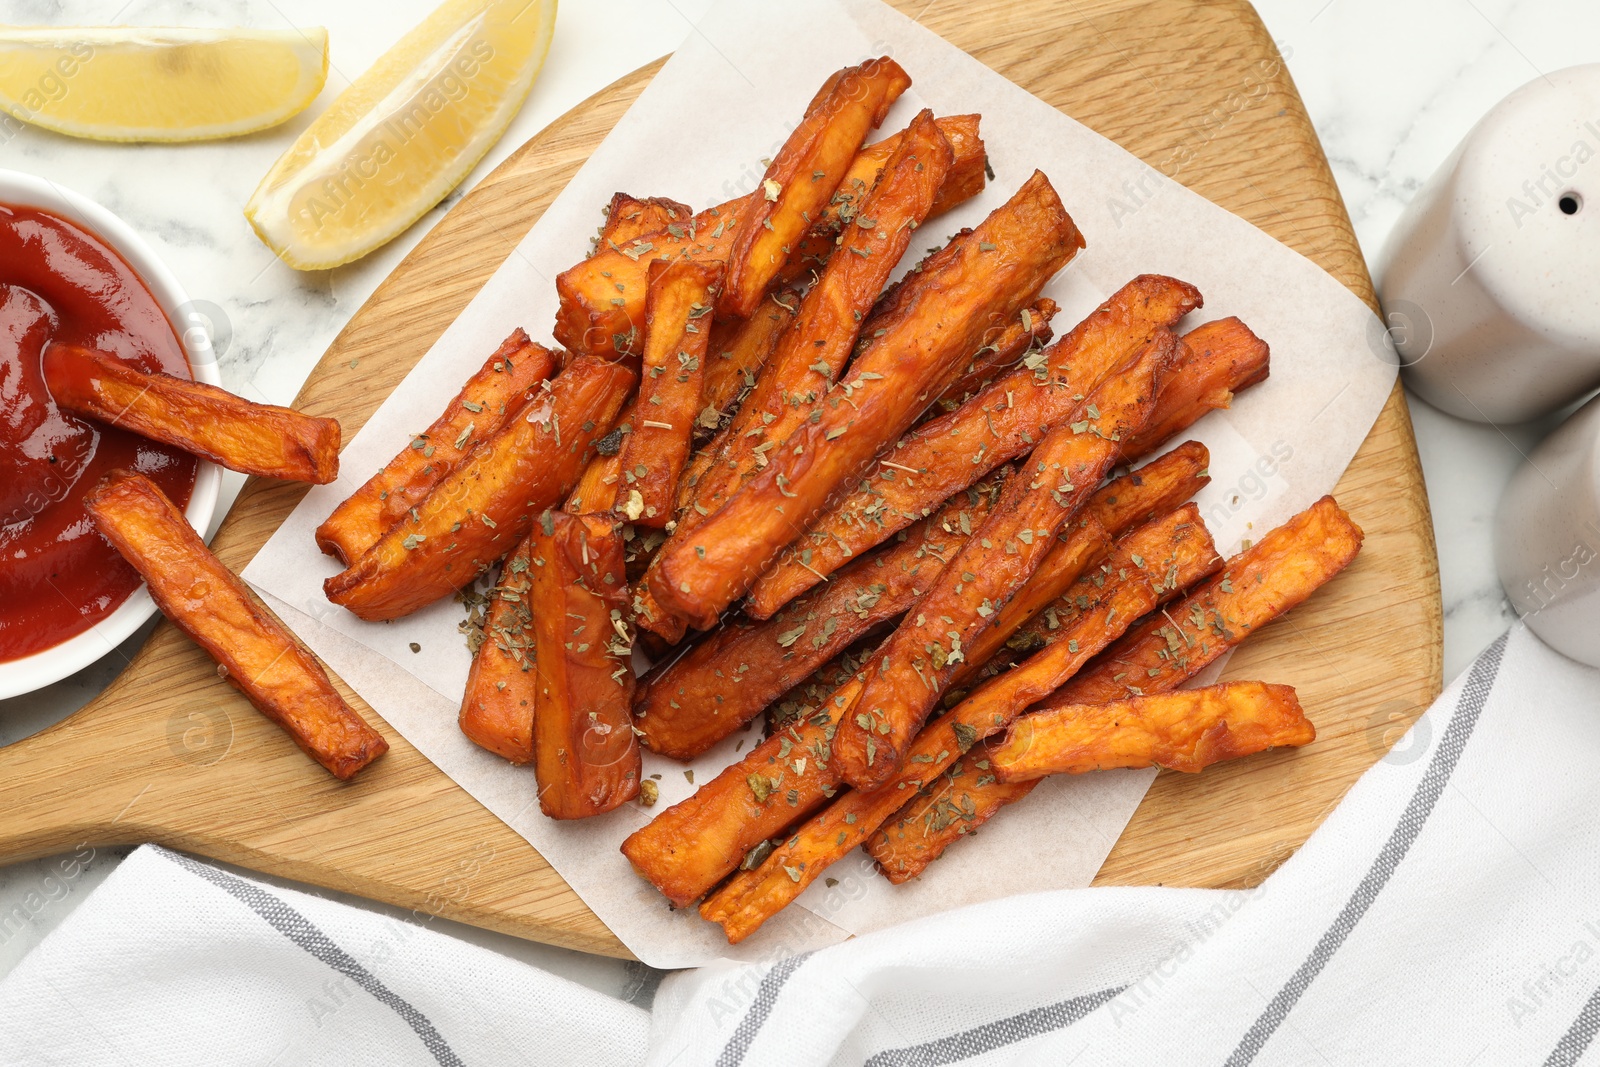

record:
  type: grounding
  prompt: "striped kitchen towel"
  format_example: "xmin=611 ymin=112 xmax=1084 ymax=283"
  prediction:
xmin=0 ymin=844 xmax=649 ymax=1066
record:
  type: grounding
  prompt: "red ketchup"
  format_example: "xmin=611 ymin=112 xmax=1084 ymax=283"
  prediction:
xmin=0 ymin=204 xmax=197 ymax=662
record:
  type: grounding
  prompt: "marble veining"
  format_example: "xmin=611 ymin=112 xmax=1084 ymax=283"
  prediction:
xmin=1 ymin=0 xmax=1594 ymax=992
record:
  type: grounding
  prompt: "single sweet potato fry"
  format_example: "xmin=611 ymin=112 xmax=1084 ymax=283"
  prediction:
xmin=633 ymin=473 xmax=1007 ymax=760
xmin=324 ymin=355 xmax=636 ymax=621
xmin=871 ymin=683 xmax=1311 ymax=882
xmin=616 ymin=259 xmax=722 ymax=527
xmin=748 ymin=274 xmax=1203 ymax=616
xmin=84 ymin=472 xmax=387 ymax=779
xmin=832 ymin=330 xmax=1178 ymax=790
xmin=529 ymin=510 xmax=641 ymax=819
xmin=719 ymin=57 xmax=912 ymax=317
xmin=315 ymin=330 xmax=558 ymax=565
xmin=700 ymin=504 xmax=1220 ymax=939
xmin=777 ymin=113 xmax=988 ymax=285
xmin=679 ymin=110 xmax=954 ymax=532
xmin=927 ymin=298 xmax=1059 ymax=415
xmin=867 ymin=496 xmax=1362 ymax=877
xmin=1082 ymin=440 xmax=1211 ymax=537
xmin=597 ymin=192 xmax=692 ymax=249
xmin=990 ymin=681 xmax=1312 ymax=782
xmin=45 ymin=343 xmax=341 ymax=485
xmin=1124 ymin=316 xmax=1270 ymax=457
xmin=565 ymin=451 xmax=623 ymax=515
xmin=622 ymin=673 xmax=865 ymax=908
xmin=699 ymin=292 xmax=800 ymax=430
xmin=459 ymin=538 xmax=535 ymax=763
xmin=651 ymin=171 xmax=1087 ymax=631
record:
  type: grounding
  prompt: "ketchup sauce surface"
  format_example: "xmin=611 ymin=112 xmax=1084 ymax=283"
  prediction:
xmin=0 ymin=203 xmax=197 ymax=661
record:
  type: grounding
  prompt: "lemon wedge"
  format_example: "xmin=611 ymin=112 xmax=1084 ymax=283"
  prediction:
xmin=245 ymin=0 xmax=557 ymax=271
xmin=0 ymin=27 xmax=328 ymax=142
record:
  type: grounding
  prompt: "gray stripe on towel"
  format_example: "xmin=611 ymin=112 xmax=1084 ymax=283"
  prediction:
xmin=154 ymin=846 xmax=463 ymax=1067
xmin=864 ymin=985 xmax=1126 ymax=1067
xmin=1225 ymin=630 xmax=1509 ymax=1065
xmin=1544 ymin=982 xmax=1600 ymax=1065
xmin=717 ymin=950 xmax=816 ymax=1066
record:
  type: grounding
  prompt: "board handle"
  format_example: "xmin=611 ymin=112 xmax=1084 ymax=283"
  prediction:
xmin=0 ymin=626 xmax=230 ymax=864
xmin=0 ymin=707 xmax=156 ymax=862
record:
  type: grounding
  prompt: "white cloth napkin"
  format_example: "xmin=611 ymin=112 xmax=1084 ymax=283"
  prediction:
xmin=0 ymin=846 xmax=650 ymax=1066
xmin=7 ymin=624 xmax=1598 ymax=1066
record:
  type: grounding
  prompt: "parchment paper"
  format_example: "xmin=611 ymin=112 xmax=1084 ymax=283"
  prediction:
xmin=244 ymin=0 xmax=1397 ymax=967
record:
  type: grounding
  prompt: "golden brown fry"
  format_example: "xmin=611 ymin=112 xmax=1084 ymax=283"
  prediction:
xmin=631 ymin=583 xmax=689 ymax=645
xmin=699 ymin=504 xmax=1221 ymax=939
xmin=871 ymin=683 xmax=1312 ymax=882
xmin=868 ymin=496 xmax=1363 ymax=877
xmin=324 ymin=354 xmax=635 ymax=621
xmin=927 ymin=298 xmax=1059 ymax=415
xmin=633 ymin=473 xmax=1007 ymax=760
xmin=1056 ymin=494 xmax=1364 ymax=705
xmin=616 ymin=259 xmax=722 ymax=527
xmin=651 ymin=171 xmax=1087 ymax=631
xmin=84 ymin=472 xmax=387 ymax=779
xmin=597 ymin=192 xmax=693 ymax=249
xmin=991 ymin=681 xmax=1313 ymax=781
xmin=699 ymin=292 xmax=800 ymax=430
xmin=316 ymin=330 xmax=558 ymax=565
xmin=832 ymin=330 xmax=1178 ymax=790
xmin=529 ymin=510 xmax=641 ymax=819
xmin=777 ymin=113 xmax=989 ymax=285
xmin=719 ymin=58 xmax=911 ymax=317
xmin=677 ymin=110 xmax=955 ymax=534
xmin=459 ymin=538 xmax=535 ymax=763
xmin=1082 ymin=440 xmax=1211 ymax=538
xmin=565 ymin=451 xmax=623 ymax=515
xmin=748 ymin=275 xmax=1203 ymax=616
xmin=45 ymin=343 xmax=341 ymax=485
xmin=1124 ymin=316 xmax=1270 ymax=457
xmin=675 ymin=293 xmax=802 ymax=518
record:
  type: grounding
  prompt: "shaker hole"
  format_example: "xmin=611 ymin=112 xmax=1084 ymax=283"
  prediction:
xmin=1559 ymin=192 xmax=1582 ymax=215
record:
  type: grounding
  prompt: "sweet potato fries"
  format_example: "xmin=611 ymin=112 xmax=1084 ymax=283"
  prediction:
xmin=528 ymin=511 xmax=641 ymax=818
xmin=324 ymin=354 xmax=634 ymax=620
xmin=86 ymin=472 xmax=386 ymax=779
xmin=46 ymin=343 xmax=341 ymax=485
xmin=316 ymin=329 xmax=557 ymax=565
xmin=285 ymin=57 xmax=1371 ymax=922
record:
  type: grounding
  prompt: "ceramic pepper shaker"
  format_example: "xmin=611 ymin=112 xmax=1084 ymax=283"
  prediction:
xmin=1378 ymin=64 xmax=1600 ymax=424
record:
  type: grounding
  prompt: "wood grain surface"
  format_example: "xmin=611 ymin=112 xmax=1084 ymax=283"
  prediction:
xmin=0 ymin=0 xmax=1441 ymax=959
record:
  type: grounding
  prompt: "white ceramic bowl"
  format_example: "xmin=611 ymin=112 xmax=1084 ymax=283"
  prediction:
xmin=0 ymin=170 xmax=222 ymax=700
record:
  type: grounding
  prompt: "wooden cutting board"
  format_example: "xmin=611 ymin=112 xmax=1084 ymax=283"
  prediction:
xmin=0 ymin=0 xmax=1441 ymax=959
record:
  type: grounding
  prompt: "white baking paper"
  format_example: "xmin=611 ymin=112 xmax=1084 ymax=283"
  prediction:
xmin=244 ymin=0 xmax=1397 ymax=967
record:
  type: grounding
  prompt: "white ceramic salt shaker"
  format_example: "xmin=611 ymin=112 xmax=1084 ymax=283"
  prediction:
xmin=1378 ymin=64 xmax=1600 ymax=424
xmin=1496 ymin=392 xmax=1600 ymax=666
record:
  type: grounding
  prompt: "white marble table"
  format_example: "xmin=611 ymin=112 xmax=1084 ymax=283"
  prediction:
xmin=1 ymin=0 xmax=1591 ymax=994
